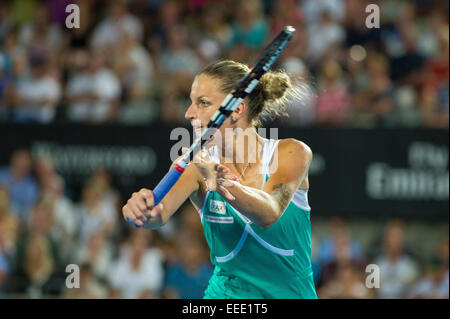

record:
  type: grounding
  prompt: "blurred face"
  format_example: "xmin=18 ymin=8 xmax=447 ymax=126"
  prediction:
xmin=130 ymin=229 xmax=151 ymax=256
xmin=11 ymin=150 xmax=32 ymax=178
xmin=82 ymin=184 xmax=101 ymax=207
xmin=335 ymin=233 xmax=351 ymax=263
xmin=438 ymin=239 xmax=449 ymax=263
xmin=384 ymin=225 xmax=404 ymax=256
xmin=87 ymin=54 xmax=103 ymax=73
xmin=35 ymin=6 xmax=49 ymax=26
xmin=35 ymin=157 xmax=54 ymax=183
xmin=167 ymin=26 xmax=186 ymax=50
xmin=88 ymin=232 xmax=105 ymax=252
xmin=26 ymin=240 xmax=45 ymax=264
xmin=72 ymin=49 xmax=89 ymax=71
xmin=110 ymin=3 xmax=126 ymax=20
xmin=0 ymin=187 xmax=8 ymax=213
xmin=30 ymin=204 xmax=53 ymax=235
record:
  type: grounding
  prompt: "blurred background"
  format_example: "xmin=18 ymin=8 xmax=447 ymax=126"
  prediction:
xmin=0 ymin=0 xmax=448 ymax=299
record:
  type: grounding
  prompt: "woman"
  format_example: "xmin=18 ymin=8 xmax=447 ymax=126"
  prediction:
xmin=123 ymin=60 xmax=317 ymax=299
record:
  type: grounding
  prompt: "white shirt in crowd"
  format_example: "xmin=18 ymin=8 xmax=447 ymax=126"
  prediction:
xmin=77 ymin=198 xmax=118 ymax=244
xmin=374 ymin=255 xmax=419 ymax=298
xmin=91 ymin=14 xmax=143 ymax=51
xmin=66 ymin=68 xmax=121 ymax=122
xmin=108 ymin=247 xmax=164 ymax=299
xmin=15 ymin=75 xmax=61 ymax=123
xmin=409 ymin=272 xmax=449 ymax=299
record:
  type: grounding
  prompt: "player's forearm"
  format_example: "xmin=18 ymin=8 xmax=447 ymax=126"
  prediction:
xmin=222 ymin=182 xmax=281 ymax=229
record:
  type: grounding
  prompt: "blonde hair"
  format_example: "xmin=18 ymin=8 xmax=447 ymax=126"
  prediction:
xmin=25 ymin=235 xmax=54 ymax=281
xmin=199 ymin=60 xmax=303 ymax=127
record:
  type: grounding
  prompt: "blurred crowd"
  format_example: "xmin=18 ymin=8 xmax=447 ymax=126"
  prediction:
xmin=0 ymin=148 xmax=448 ymax=299
xmin=0 ymin=0 xmax=448 ymax=128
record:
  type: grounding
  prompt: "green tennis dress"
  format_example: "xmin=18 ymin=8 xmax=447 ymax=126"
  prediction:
xmin=200 ymin=139 xmax=317 ymax=299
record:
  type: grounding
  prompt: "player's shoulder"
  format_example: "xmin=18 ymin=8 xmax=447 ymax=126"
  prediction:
xmin=277 ymin=138 xmax=312 ymax=161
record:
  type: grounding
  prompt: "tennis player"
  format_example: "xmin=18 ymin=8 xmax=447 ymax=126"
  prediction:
xmin=122 ymin=60 xmax=317 ymax=299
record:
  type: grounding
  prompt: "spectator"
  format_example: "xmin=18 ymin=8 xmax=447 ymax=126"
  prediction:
xmin=74 ymin=231 xmax=114 ymax=283
xmin=4 ymin=233 xmax=64 ymax=298
xmin=315 ymin=59 xmax=350 ymax=125
xmin=164 ymin=236 xmax=213 ymax=299
xmin=5 ymin=195 xmax=65 ymax=297
xmin=0 ymin=186 xmax=18 ymax=296
xmin=18 ymin=3 xmax=62 ymax=55
xmin=158 ymin=24 xmax=201 ymax=124
xmin=197 ymin=2 xmax=233 ymax=64
xmin=108 ymin=229 xmax=164 ymax=298
xmin=0 ymin=148 xmax=39 ymax=221
xmin=351 ymin=53 xmax=394 ymax=127
xmin=0 ymin=186 xmax=20 ymax=257
xmin=228 ymin=0 xmax=269 ymax=51
xmin=120 ymin=84 xmax=159 ymax=124
xmin=303 ymin=0 xmax=345 ymax=27
xmin=35 ymin=156 xmax=77 ymax=260
xmin=318 ymin=225 xmax=365 ymax=286
xmin=111 ymin=28 xmax=154 ymax=96
xmin=65 ymin=51 xmax=121 ymax=123
xmin=159 ymin=24 xmax=201 ymax=79
xmin=88 ymin=168 xmax=120 ymax=235
xmin=317 ymin=217 xmax=362 ymax=267
xmin=0 ymin=52 xmax=14 ymax=121
xmin=112 ymin=29 xmax=158 ymax=124
xmin=373 ymin=220 xmax=419 ymax=298
xmin=307 ymin=10 xmax=345 ymax=64
xmin=91 ymin=0 xmax=143 ymax=52
xmin=11 ymin=51 xmax=61 ymax=123
xmin=1 ymin=26 xmax=27 ymax=79
xmin=318 ymin=263 xmax=373 ymax=299
xmin=63 ymin=263 xmax=108 ymax=299
xmin=3 ymin=196 xmax=66 ymax=297
xmin=76 ymin=178 xmax=118 ymax=244
xmin=408 ymin=237 xmax=449 ymax=299
xmin=0 ymin=246 xmax=8 ymax=296
xmin=0 ymin=2 xmax=13 ymax=41
xmin=420 ymin=23 xmax=449 ymax=128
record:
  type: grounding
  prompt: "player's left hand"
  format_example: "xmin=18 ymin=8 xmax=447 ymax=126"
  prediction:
xmin=181 ymin=147 xmax=238 ymax=201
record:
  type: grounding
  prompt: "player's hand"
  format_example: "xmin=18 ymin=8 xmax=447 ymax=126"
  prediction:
xmin=122 ymin=188 xmax=164 ymax=227
xmin=182 ymin=147 xmax=238 ymax=201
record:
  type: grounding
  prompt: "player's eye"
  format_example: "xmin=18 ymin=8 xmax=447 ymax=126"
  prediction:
xmin=200 ymin=100 xmax=210 ymax=107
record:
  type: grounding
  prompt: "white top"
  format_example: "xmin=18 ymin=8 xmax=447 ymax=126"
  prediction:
xmin=108 ymin=247 xmax=164 ymax=298
xmin=206 ymin=138 xmax=311 ymax=211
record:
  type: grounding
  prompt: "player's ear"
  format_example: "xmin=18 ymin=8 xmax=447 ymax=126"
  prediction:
xmin=234 ymin=100 xmax=247 ymax=120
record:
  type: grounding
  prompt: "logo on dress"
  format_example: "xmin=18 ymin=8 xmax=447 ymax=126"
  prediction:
xmin=210 ymin=200 xmax=226 ymax=215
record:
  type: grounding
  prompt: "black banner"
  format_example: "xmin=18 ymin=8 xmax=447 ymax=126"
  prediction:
xmin=1 ymin=124 xmax=448 ymax=219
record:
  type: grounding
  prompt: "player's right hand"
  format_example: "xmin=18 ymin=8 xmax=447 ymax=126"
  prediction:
xmin=122 ymin=188 xmax=164 ymax=227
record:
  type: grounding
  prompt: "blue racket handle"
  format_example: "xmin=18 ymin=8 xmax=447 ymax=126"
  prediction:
xmin=127 ymin=165 xmax=184 ymax=228
xmin=127 ymin=219 xmax=142 ymax=228
xmin=152 ymin=165 xmax=184 ymax=205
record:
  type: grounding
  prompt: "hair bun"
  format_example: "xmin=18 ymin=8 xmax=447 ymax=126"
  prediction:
xmin=259 ymin=71 xmax=291 ymax=102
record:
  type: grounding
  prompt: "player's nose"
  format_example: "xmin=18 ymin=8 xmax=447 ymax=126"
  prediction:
xmin=185 ymin=103 xmax=197 ymax=121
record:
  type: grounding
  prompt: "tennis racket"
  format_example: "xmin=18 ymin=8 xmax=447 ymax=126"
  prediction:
xmin=128 ymin=26 xmax=295 ymax=227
